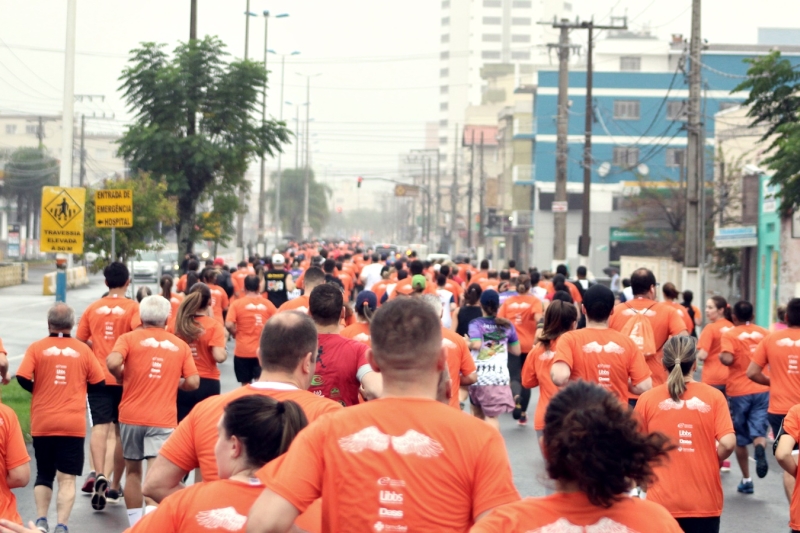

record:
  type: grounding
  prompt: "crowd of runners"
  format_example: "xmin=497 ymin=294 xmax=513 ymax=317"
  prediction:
xmin=0 ymin=240 xmax=798 ymax=532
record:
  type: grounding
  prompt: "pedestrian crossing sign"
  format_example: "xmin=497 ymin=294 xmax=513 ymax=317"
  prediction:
xmin=40 ymin=187 xmax=85 ymax=253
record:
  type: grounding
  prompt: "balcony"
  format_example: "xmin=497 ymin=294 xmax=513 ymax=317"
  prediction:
xmin=513 ymin=115 xmax=535 ymax=139
xmin=512 ymin=164 xmax=535 ymax=185
xmin=511 ymin=210 xmax=534 ymax=228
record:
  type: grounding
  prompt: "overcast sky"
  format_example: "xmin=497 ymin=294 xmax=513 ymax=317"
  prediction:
xmin=1 ymin=0 xmax=798 ymax=184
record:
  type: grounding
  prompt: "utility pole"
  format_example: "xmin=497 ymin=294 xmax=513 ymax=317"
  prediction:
xmin=236 ymin=5 xmax=254 ymax=259
xmin=190 ymin=0 xmax=197 ymax=41
xmin=295 ymin=105 xmax=300 ymax=169
xmin=684 ymin=0 xmax=702 ymax=269
xmin=552 ymin=20 xmax=570 ymax=265
xmin=467 ymin=130 xmax=475 ymax=250
xmin=274 ymin=53 xmax=295 ymax=245
xmin=302 ymin=76 xmax=311 ymax=239
xmin=37 ymin=116 xmax=44 ymax=148
xmin=478 ymin=131 xmax=485 ymax=248
xmin=79 ymin=114 xmax=86 ymax=187
xmin=257 ymin=11 xmax=269 ymax=245
xmin=435 ymin=151 xmax=441 ymax=249
xmin=450 ymin=124 xmax=458 ymax=253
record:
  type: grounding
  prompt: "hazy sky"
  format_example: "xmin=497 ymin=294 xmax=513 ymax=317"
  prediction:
xmin=1 ymin=0 xmax=797 ymax=185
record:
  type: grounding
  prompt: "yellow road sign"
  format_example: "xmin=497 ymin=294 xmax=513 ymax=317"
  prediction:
xmin=394 ymin=184 xmax=420 ymax=197
xmin=95 ymin=189 xmax=133 ymax=228
xmin=41 ymin=187 xmax=85 ymax=253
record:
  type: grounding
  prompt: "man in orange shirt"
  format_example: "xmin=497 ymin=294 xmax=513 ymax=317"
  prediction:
xmin=391 ymin=260 xmax=437 ymax=298
xmin=278 ymin=267 xmax=325 ymax=315
xmin=16 ymin=304 xmax=104 ymax=533
xmin=175 ymin=258 xmax=199 ymax=294
xmin=335 ymin=261 xmax=354 ymax=301
xmin=76 ymin=261 xmax=139 ymax=510
xmin=555 ymin=264 xmax=583 ymax=304
xmin=231 ymin=261 xmax=250 ymax=300
xmin=551 ymin=285 xmax=652 ymax=403
xmin=106 ymin=295 xmax=199 ymax=527
xmin=226 ymin=275 xmax=277 ymax=386
xmin=246 ymin=298 xmax=520 ymax=532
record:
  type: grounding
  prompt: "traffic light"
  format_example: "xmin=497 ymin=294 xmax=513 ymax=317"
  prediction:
xmin=357 ymin=176 xmax=363 ymax=188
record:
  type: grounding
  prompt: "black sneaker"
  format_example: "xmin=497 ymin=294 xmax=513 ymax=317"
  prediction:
xmin=511 ymin=395 xmax=522 ymax=420
xmin=91 ymin=474 xmax=108 ymax=511
xmin=106 ymin=486 xmax=123 ymax=504
xmin=755 ymin=443 xmax=769 ymax=478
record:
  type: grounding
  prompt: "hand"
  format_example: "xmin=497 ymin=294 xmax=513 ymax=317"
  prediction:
xmin=0 ymin=520 xmax=40 ymax=533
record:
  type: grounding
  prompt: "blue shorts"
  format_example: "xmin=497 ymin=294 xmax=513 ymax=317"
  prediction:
xmin=729 ymin=392 xmax=769 ymax=447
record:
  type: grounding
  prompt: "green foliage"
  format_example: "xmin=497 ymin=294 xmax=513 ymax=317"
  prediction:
xmin=266 ymin=168 xmax=330 ymax=238
xmin=82 ymin=173 xmax=177 ymax=265
xmin=1 ymin=380 xmax=31 ymax=442
xmin=1 ymin=147 xmax=58 ymax=228
xmin=735 ymin=51 xmax=800 ymax=215
xmin=117 ymin=36 xmax=290 ymax=253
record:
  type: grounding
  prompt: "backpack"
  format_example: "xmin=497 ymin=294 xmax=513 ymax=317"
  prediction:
xmin=620 ymin=303 xmax=657 ymax=357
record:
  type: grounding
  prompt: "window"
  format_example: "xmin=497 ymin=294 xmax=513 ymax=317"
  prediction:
xmin=442 ymin=0 xmax=450 ymax=7
xmin=483 ymin=16 xmax=502 ymax=25
xmin=440 ymin=102 xmax=449 ymax=111
xmin=441 ymin=34 xmax=450 ymax=43
xmin=441 ymin=17 xmax=450 ymax=26
xmin=440 ymin=85 xmax=449 ymax=95
xmin=440 ymin=51 xmax=449 ymax=60
xmin=440 ymin=68 xmax=449 ymax=77
xmin=440 ymin=136 xmax=449 ymax=145
xmin=482 ymin=34 xmax=502 ymax=42
xmin=440 ymin=119 xmax=448 ymax=128
xmin=619 ymin=56 xmax=641 ymax=71
xmin=25 ymin=124 xmax=38 ymax=135
xmin=5 ymin=125 xmax=17 ymax=135
xmin=613 ymin=100 xmax=640 ymax=120
xmin=511 ymin=17 xmax=531 ymax=25
xmin=666 ymin=148 xmax=686 ymax=167
xmin=482 ymin=51 xmax=502 ymax=59
xmin=667 ymin=101 xmax=688 ymax=121
xmin=719 ymin=101 xmax=740 ymax=112
xmin=483 ymin=0 xmax=502 ymax=6
xmin=512 ymin=34 xmax=531 ymax=43
xmin=511 ymin=51 xmax=531 ymax=60
xmin=512 ymin=0 xmax=532 ymax=7
xmin=613 ymin=147 xmax=639 ymax=168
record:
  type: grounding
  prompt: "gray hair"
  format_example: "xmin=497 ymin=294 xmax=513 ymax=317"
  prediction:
xmin=139 ymin=295 xmax=171 ymax=327
xmin=48 ymin=303 xmax=75 ymax=331
xmin=420 ymin=294 xmax=443 ymax=319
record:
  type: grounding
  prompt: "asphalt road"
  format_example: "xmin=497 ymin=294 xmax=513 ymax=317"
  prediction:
xmin=0 ymin=266 xmax=791 ymax=532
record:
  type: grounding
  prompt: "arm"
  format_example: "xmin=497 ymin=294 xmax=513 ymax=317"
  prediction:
xmin=106 ymin=351 xmax=124 ymax=383
xmin=628 ymin=377 xmax=653 ymax=396
xmin=180 ymin=374 xmax=200 ymax=392
xmin=6 ymin=463 xmax=29 ymax=489
xmin=285 ymin=275 xmax=295 ymax=293
xmin=451 ymin=312 xmax=459 ymax=332
xmin=697 ymin=349 xmax=709 ymax=362
xmin=550 ymin=361 xmax=571 ymax=387
xmin=142 ymin=454 xmax=188 ymax=503
xmin=359 ymin=371 xmax=382 ymax=400
xmin=0 ymin=353 xmax=8 ymax=384
xmin=719 ymin=351 xmax=734 ymax=367
xmin=508 ymin=342 xmax=521 ymax=356
xmin=776 ymin=433 xmax=798 ymax=478
xmin=212 ymin=346 xmax=227 ymax=364
xmin=15 ymin=376 xmax=33 ymax=394
xmin=717 ymin=433 xmax=736 ymax=462
xmin=225 ymin=321 xmax=236 ymax=337
xmin=746 ymin=361 xmax=770 ymax=386
xmin=246 ymin=489 xmax=300 ymax=533
xmin=460 ymin=371 xmax=477 ymax=386
xmin=468 ymin=340 xmax=481 ymax=350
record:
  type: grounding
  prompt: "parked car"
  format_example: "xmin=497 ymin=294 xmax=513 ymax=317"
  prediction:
xmin=159 ymin=250 xmax=180 ymax=278
xmin=129 ymin=251 xmax=161 ymax=282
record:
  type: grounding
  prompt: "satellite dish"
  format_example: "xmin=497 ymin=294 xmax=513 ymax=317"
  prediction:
xmin=637 ymin=163 xmax=650 ymax=176
xmin=597 ymin=162 xmax=611 ymax=177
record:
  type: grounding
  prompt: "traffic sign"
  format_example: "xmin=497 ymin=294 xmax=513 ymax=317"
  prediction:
xmin=394 ymin=184 xmax=420 ymax=197
xmin=714 ymin=225 xmax=757 ymax=248
xmin=552 ymin=201 xmax=568 ymax=212
xmin=40 ymin=186 xmax=85 ymax=253
xmin=95 ymin=189 xmax=133 ymax=228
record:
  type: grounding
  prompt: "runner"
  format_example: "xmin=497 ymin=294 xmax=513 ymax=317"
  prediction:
xmin=391 ymin=260 xmax=436 ymax=298
xmin=358 ymin=253 xmax=383 ymax=291
xmin=0 ymin=401 xmax=29 ymax=525
xmin=551 ymin=285 xmax=652 ymax=404
xmin=471 ymin=381 xmax=681 ymax=533
xmin=246 ymin=298 xmax=520 ymax=532
xmin=453 ymin=283 xmax=482 ymax=336
xmin=159 ymin=276 xmax=183 ymax=332
xmin=263 ymin=254 xmax=295 ymax=309
xmin=76 ymin=262 xmax=139 ymax=511
xmin=634 ymin=336 xmax=735 ymax=533
xmin=225 ymin=275 xmax=277 ymax=386
xmin=435 ymin=275 xmax=456 ymax=329
xmin=307 ymin=284 xmax=381 ymax=406
xmin=748 ymin=297 xmax=800 ymax=502
xmin=682 ymin=290 xmax=701 ymax=337
xmin=467 ymin=290 xmax=521 ymax=429
xmin=175 ymin=259 xmax=199 ymax=294
xmin=231 ymin=261 xmax=250 ymax=300
xmin=499 ymin=275 xmax=543 ymax=425
xmin=16 ymin=304 xmax=105 ymax=533
xmin=172 ymin=284 xmax=227 ymax=421
xmin=278 ymin=267 xmax=325 ymax=314
xmin=200 ymin=269 xmax=229 ymax=325
xmin=340 ymin=291 xmax=375 ymax=346
xmin=774 ymin=404 xmax=800 ymax=533
xmin=662 ymin=282 xmax=694 ymax=333
xmin=720 ymin=301 xmax=770 ymax=494
xmin=106 ymin=295 xmax=199 ymax=527
xmin=697 ymin=296 xmax=733 ymax=395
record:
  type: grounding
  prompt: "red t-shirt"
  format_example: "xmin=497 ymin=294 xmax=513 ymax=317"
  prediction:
xmin=310 ymin=334 xmax=371 ymax=407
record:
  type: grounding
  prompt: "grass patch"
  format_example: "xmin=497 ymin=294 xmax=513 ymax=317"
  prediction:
xmin=2 ymin=380 xmax=31 ymax=442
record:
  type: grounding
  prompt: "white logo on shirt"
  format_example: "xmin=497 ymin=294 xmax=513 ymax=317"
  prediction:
xmin=507 ymin=302 xmax=532 ymax=310
xmin=339 ymin=426 xmax=444 ymax=457
xmin=621 ymin=308 xmax=656 ymax=318
xmin=244 ymin=303 xmax=268 ymax=311
xmin=525 ymin=517 xmax=640 ymax=532
xmin=195 ymin=507 xmax=247 ymax=531
xmin=657 ymin=397 xmax=711 ymax=413
xmin=738 ymin=331 xmax=764 ymax=341
xmin=41 ymin=346 xmax=80 ymax=358
xmin=777 ymin=338 xmax=800 ymax=347
xmin=582 ymin=341 xmax=625 ymax=355
xmin=441 ymin=338 xmax=457 ymax=349
xmin=720 ymin=326 xmax=733 ymax=334
xmin=96 ymin=305 xmax=126 ymax=316
xmin=539 ymin=350 xmax=555 ymax=361
xmin=140 ymin=338 xmax=180 ymax=351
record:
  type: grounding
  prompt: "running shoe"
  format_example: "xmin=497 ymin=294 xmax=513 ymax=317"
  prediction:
xmin=720 ymin=460 xmax=731 ymax=472
xmin=512 ymin=395 xmax=522 ymax=420
xmin=755 ymin=444 xmax=769 ymax=478
xmin=91 ymin=474 xmax=108 ymax=511
xmin=106 ymin=487 xmax=123 ymax=504
xmin=81 ymin=471 xmax=96 ymax=494
xmin=35 ymin=517 xmax=48 ymax=533
xmin=54 ymin=525 xmax=68 ymax=533
xmin=737 ymin=479 xmax=754 ymax=494
xmin=518 ymin=413 xmax=528 ymax=426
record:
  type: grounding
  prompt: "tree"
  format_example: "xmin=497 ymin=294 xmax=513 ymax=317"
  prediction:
xmin=735 ymin=51 xmax=800 ymax=215
xmin=117 ymin=36 xmax=290 ymax=254
xmin=266 ymin=168 xmax=331 ymax=238
xmin=82 ymin=173 xmax=177 ymax=267
xmin=1 ymin=147 xmax=58 ymax=234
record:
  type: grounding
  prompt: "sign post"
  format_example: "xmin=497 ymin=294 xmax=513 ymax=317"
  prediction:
xmin=95 ymin=189 xmax=133 ymax=261
xmin=40 ymin=187 xmax=86 ymax=302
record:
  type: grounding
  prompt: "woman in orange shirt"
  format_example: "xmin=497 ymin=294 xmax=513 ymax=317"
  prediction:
xmin=160 ymin=275 xmax=183 ymax=331
xmin=697 ymin=296 xmax=733 ymax=396
xmin=635 ymin=336 xmax=736 ymax=533
xmin=472 ymin=381 xmax=682 ymax=533
xmin=340 ymin=291 xmax=375 ymax=346
xmin=174 ymin=284 xmax=228 ymax=421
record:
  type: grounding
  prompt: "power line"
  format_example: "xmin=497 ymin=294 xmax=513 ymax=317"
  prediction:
xmin=0 ymin=38 xmax=63 ymax=94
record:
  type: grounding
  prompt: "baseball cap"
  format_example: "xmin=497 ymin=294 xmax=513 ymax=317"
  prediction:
xmin=272 ymin=254 xmax=285 ymax=266
xmin=356 ymin=290 xmax=378 ymax=312
xmin=480 ymin=289 xmax=500 ymax=308
xmin=213 ymin=257 xmax=225 ymax=266
xmin=411 ymin=275 xmax=427 ymax=291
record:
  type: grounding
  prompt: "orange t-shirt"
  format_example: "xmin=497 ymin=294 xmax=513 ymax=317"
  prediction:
xmin=231 ymin=270 xmax=249 ymax=299
xmin=720 ymin=323 xmax=769 ymax=397
xmin=553 ymin=328 xmax=650 ymax=404
xmin=279 ymin=295 xmax=310 ymax=314
xmin=609 ymin=298 xmax=687 ymax=388
xmin=391 ymin=278 xmax=437 ymax=298
xmin=471 ymin=491 xmax=682 ymax=533
xmin=565 ymin=281 xmax=583 ymax=304
xmin=112 ymin=328 xmax=197 ymax=428
xmin=498 ymin=295 xmax=543 ymax=353
xmin=753 ymin=329 xmax=800 ymax=414
xmin=781 ymin=404 xmax=800 ymax=531
xmin=159 ymin=384 xmax=341 ymax=479
xmin=165 ymin=293 xmax=184 ymax=331
xmin=76 ymin=295 xmax=139 ymax=385
xmin=634 ymin=382 xmax=733 ymax=517
xmin=340 ymin=322 xmax=371 ymax=346
xmin=521 ymin=341 xmax=560 ymax=431
xmin=172 ymin=316 xmax=226 ymax=380
xmin=371 ymin=280 xmax=391 ymax=306
xmin=697 ymin=319 xmax=734 ymax=386
xmin=442 ymin=328 xmax=477 ymax=409
xmin=16 ymin=337 xmax=105 ymax=437
xmin=0 ymin=404 xmax=29 ymax=524
xmin=176 ymin=274 xmax=188 ymax=294
xmin=257 ymin=397 xmax=519 ymax=532
xmin=666 ymin=301 xmax=695 ymax=332
xmin=208 ymin=284 xmax=229 ymax=324
xmin=337 ymin=273 xmax=354 ymax=300
xmin=478 ymin=279 xmax=500 ymax=293
xmin=444 ymin=279 xmax=463 ymax=306
xmin=226 ymin=296 xmax=277 ymax=358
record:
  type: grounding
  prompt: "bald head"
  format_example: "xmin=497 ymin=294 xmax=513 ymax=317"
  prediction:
xmin=370 ymin=298 xmax=442 ymax=374
xmin=259 ymin=311 xmax=318 ymax=373
xmin=48 ymin=303 xmax=75 ymax=332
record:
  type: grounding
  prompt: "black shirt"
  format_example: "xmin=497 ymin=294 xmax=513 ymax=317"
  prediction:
xmin=456 ymin=306 xmax=483 ymax=337
xmin=264 ymin=269 xmax=289 ymax=307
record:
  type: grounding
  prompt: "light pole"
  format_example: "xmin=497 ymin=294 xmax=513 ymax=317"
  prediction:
xmin=269 ymin=49 xmax=300 ymax=245
xmin=296 ymin=72 xmax=321 ymax=241
xmin=237 ymin=6 xmax=258 ymax=260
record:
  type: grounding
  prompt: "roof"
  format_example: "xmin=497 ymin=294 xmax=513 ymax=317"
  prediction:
xmin=462 ymin=125 xmax=498 ymax=147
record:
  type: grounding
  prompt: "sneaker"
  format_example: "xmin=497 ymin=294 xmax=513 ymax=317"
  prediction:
xmin=737 ymin=479 xmax=754 ymax=494
xmin=106 ymin=486 xmax=123 ymax=504
xmin=54 ymin=525 xmax=68 ymax=533
xmin=518 ymin=413 xmax=528 ymax=426
xmin=755 ymin=444 xmax=769 ymax=478
xmin=720 ymin=460 xmax=731 ymax=473
xmin=81 ymin=471 xmax=96 ymax=494
xmin=91 ymin=474 xmax=108 ymax=511
xmin=511 ymin=395 xmax=522 ymax=420
xmin=35 ymin=517 xmax=48 ymax=533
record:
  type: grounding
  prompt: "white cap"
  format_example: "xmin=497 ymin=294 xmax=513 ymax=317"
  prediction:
xmin=272 ymin=254 xmax=285 ymax=265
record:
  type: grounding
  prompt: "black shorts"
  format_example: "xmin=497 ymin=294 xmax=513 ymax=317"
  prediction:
xmin=33 ymin=436 xmax=84 ymax=485
xmin=177 ymin=378 xmax=220 ymax=422
xmin=676 ymin=516 xmax=720 ymax=533
xmin=88 ymin=385 xmax=123 ymax=425
xmin=234 ymin=356 xmax=261 ymax=384
xmin=768 ymin=412 xmax=786 ymax=439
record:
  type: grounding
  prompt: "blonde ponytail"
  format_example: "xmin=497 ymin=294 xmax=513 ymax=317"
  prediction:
xmin=662 ymin=336 xmax=697 ymax=402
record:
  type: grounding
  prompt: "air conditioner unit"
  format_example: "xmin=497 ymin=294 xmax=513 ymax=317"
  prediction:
xmin=511 ymin=210 xmax=534 ymax=228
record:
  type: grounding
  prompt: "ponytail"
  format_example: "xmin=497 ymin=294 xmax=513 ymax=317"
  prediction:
xmin=538 ymin=300 xmax=578 ymax=350
xmin=710 ymin=295 xmax=731 ymax=322
xmin=357 ymin=301 xmax=375 ymax=323
xmin=481 ymin=300 xmax=511 ymax=328
xmin=662 ymin=336 xmax=697 ymax=402
xmin=175 ymin=283 xmax=211 ymax=343
xmin=160 ymin=275 xmax=173 ymax=301
xmin=465 ymin=283 xmax=482 ymax=306
xmin=516 ymin=274 xmax=531 ymax=295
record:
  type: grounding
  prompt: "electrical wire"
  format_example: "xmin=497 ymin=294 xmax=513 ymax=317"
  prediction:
xmin=0 ymin=37 xmax=63 ymax=94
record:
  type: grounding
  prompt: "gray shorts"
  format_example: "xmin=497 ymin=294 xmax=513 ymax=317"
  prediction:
xmin=119 ymin=423 xmax=173 ymax=461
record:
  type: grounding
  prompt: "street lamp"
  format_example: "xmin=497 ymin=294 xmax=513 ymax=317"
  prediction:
xmin=296 ymin=72 xmax=322 ymax=241
xmin=243 ymin=3 xmax=257 ymax=60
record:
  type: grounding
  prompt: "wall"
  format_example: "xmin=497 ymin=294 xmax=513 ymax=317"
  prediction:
xmin=756 ymin=174 xmax=781 ymax=327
